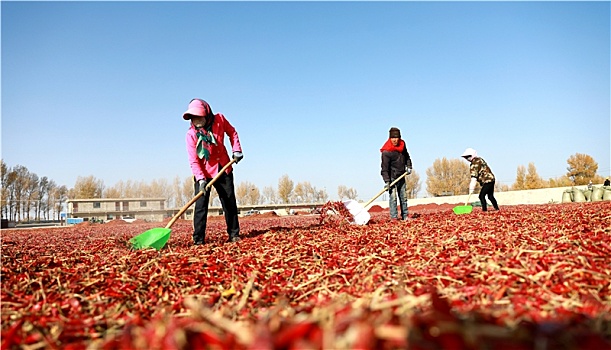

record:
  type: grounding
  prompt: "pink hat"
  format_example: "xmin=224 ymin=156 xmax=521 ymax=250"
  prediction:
xmin=182 ymin=99 xmax=212 ymax=120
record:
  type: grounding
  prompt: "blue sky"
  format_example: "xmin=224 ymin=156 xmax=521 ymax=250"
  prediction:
xmin=2 ymin=1 xmax=610 ymax=201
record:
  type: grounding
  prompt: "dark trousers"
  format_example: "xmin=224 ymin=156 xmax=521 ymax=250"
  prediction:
xmin=193 ymin=171 xmax=240 ymax=243
xmin=479 ymin=181 xmax=499 ymax=211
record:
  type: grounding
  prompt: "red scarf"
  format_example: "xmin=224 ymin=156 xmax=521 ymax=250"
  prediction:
xmin=380 ymin=139 xmax=405 ymax=152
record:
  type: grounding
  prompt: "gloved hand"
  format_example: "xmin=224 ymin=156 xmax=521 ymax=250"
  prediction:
xmin=384 ymin=182 xmax=390 ymax=191
xmin=233 ymin=151 xmax=243 ymax=164
xmin=406 ymin=167 xmax=412 ymax=175
xmin=198 ymin=179 xmax=208 ymax=193
xmin=468 ymin=177 xmax=477 ymax=195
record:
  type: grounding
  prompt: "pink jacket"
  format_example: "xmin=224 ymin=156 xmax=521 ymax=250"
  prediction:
xmin=186 ymin=113 xmax=242 ymax=180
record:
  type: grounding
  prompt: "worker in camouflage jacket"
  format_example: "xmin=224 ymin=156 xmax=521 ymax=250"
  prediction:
xmin=461 ymin=148 xmax=499 ymax=212
xmin=381 ymin=127 xmax=413 ymax=220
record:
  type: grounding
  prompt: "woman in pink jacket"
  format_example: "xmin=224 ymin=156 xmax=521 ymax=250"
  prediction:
xmin=183 ymin=98 xmax=243 ymax=244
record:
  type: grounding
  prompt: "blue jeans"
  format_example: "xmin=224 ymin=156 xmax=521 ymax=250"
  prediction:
xmin=389 ymin=180 xmax=408 ymax=219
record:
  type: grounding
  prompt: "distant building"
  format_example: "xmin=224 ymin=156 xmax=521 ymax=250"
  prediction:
xmin=67 ymin=198 xmax=170 ymax=222
xmin=66 ymin=197 xmax=321 ymax=223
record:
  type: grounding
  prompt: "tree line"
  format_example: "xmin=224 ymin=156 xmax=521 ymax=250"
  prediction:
xmin=1 ymin=153 xmax=605 ymax=222
xmin=425 ymin=153 xmax=605 ymax=196
xmin=1 ymin=161 xmax=69 ymax=222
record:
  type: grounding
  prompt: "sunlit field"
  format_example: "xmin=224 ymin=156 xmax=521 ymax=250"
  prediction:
xmin=2 ymin=202 xmax=610 ymax=349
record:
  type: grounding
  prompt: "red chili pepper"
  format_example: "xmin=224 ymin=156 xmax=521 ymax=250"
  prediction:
xmin=1 ymin=319 xmax=24 ymax=349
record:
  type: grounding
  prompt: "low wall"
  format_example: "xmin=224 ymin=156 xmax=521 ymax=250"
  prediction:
xmin=369 ymin=185 xmax=598 ymax=209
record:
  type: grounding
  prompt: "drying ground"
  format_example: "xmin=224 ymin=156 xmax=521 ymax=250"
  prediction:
xmin=2 ymin=202 xmax=610 ymax=349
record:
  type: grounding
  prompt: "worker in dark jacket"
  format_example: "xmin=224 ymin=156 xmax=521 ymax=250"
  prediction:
xmin=381 ymin=127 xmax=413 ymax=220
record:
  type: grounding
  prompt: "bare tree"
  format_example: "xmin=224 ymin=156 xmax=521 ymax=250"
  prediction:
xmin=170 ymin=176 xmax=187 ymax=208
xmin=425 ymin=158 xmax=470 ymax=197
xmin=337 ymin=185 xmax=347 ymax=200
xmin=123 ymin=180 xmax=136 ymax=198
xmin=50 ymin=184 xmax=68 ymax=220
xmin=512 ymin=165 xmax=527 ymax=190
xmin=181 ymin=177 xmax=194 ymax=207
xmin=149 ymin=178 xmax=171 ymax=199
xmin=495 ymin=182 xmax=510 ymax=192
xmin=44 ymin=180 xmax=57 ymax=220
xmin=135 ymin=180 xmax=146 ymax=197
xmin=71 ymin=175 xmax=104 ymax=199
xmin=566 ymin=153 xmax=599 ymax=185
xmin=11 ymin=165 xmax=30 ymax=221
xmin=35 ymin=176 xmax=49 ymax=220
xmin=337 ymin=185 xmax=358 ymax=200
xmin=278 ymin=174 xmax=294 ymax=204
xmin=1 ymin=160 xmax=10 ymax=219
xmin=314 ymin=188 xmax=329 ymax=203
xmin=236 ymin=181 xmax=261 ymax=205
xmin=22 ymin=173 xmax=39 ymax=221
xmin=292 ymin=182 xmax=309 ymax=203
xmin=548 ymin=176 xmax=572 ymax=188
xmin=293 ymin=182 xmax=304 ymax=203
xmin=180 ymin=176 xmax=212 ymax=207
xmin=405 ymin=170 xmax=421 ymax=199
xmin=4 ymin=168 xmax=18 ymax=221
xmin=262 ymin=186 xmax=277 ymax=204
xmin=304 ymin=182 xmax=319 ymax=202
xmin=235 ymin=182 xmax=248 ymax=205
xmin=103 ymin=180 xmax=124 ymax=198
xmin=121 ymin=180 xmax=137 ymax=198
xmin=104 ymin=187 xmax=121 ymax=198
xmin=525 ymin=163 xmax=546 ymax=189
xmin=291 ymin=181 xmax=326 ymax=203
xmin=247 ymin=186 xmax=261 ymax=205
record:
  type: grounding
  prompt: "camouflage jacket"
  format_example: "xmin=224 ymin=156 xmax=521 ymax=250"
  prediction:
xmin=470 ymin=157 xmax=495 ymax=185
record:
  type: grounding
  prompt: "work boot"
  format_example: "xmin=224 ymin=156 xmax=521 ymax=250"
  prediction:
xmin=193 ymin=234 xmax=205 ymax=245
xmin=228 ymin=236 xmax=241 ymax=243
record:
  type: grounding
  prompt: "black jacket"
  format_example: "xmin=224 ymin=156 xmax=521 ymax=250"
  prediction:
xmin=381 ymin=145 xmax=412 ymax=183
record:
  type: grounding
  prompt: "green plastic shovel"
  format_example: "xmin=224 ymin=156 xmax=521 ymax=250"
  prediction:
xmin=130 ymin=159 xmax=237 ymax=250
xmin=452 ymin=194 xmax=473 ymax=215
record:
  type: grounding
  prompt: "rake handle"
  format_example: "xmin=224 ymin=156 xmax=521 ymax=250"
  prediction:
xmin=465 ymin=193 xmax=472 ymax=206
xmin=362 ymin=171 xmax=409 ymax=209
xmin=165 ymin=158 xmax=238 ymax=229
